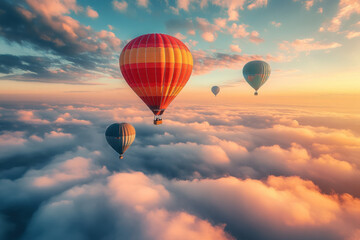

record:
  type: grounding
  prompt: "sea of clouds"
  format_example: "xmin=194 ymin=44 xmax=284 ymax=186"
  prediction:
xmin=0 ymin=102 xmax=359 ymax=240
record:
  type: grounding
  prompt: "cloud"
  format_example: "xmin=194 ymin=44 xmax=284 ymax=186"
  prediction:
xmin=169 ymin=6 xmax=179 ymax=14
xmin=18 ymin=110 xmax=50 ymax=124
xmin=346 ymin=31 xmax=360 ymax=39
xmin=293 ymin=0 xmax=320 ymax=10
xmin=54 ymin=113 xmax=92 ymax=125
xmin=323 ymin=0 xmax=360 ymax=32
xmin=229 ymin=44 xmax=242 ymax=53
xmin=21 ymin=172 xmax=234 ymax=240
xmin=86 ymin=6 xmax=98 ymax=18
xmin=137 ymin=0 xmax=149 ymax=8
xmin=192 ymin=50 xmax=285 ymax=75
xmin=171 ymin=175 xmax=360 ymax=239
xmin=247 ymin=0 xmax=268 ymax=10
xmin=279 ymin=38 xmax=342 ymax=53
xmin=214 ymin=18 xmax=228 ymax=28
xmin=32 ymin=156 xmax=108 ymax=188
xmin=208 ymin=0 xmax=246 ymax=21
xmin=229 ymin=23 xmax=249 ymax=38
xmin=174 ymin=32 xmax=187 ymax=40
xmin=1 ymin=103 xmax=360 ymax=239
xmin=249 ymin=31 xmax=264 ymax=43
xmin=0 ymin=0 xmax=122 ymax=84
xmin=201 ymin=32 xmax=216 ymax=42
xmin=113 ymin=0 xmax=128 ymax=12
xmin=177 ymin=0 xmax=197 ymax=11
xmin=271 ymin=21 xmax=282 ymax=27
xmin=175 ymin=0 xmax=267 ymax=20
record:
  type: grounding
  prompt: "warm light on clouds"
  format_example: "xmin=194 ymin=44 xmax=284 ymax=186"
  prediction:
xmin=279 ymin=38 xmax=342 ymax=52
xmin=1 ymin=0 xmax=360 ymax=238
xmin=86 ymin=6 xmax=99 ymax=18
xmin=230 ymin=44 xmax=242 ymax=52
xmin=113 ymin=0 xmax=128 ymax=12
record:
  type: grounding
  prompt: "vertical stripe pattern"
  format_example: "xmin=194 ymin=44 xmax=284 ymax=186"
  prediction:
xmin=120 ymin=33 xmax=193 ymax=116
xmin=242 ymin=60 xmax=271 ymax=91
xmin=105 ymin=123 xmax=136 ymax=156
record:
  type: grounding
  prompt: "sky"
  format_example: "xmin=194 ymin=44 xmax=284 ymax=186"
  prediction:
xmin=0 ymin=0 xmax=360 ymax=108
xmin=1 ymin=0 xmax=360 ymax=239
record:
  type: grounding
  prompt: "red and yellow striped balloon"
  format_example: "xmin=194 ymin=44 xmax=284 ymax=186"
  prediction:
xmin=119 ymin=33 xmax=193 ymax=117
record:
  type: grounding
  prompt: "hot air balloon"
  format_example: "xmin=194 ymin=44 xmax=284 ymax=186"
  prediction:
xmin=211 ymin=86 xmax=220 ymax=96
xmin=242 ymin=60 xmax=271 ymax=95
xmin=119 ymin=33 xmax=193 ymax=125
xmin=105 ymin=123 xmax=136 ymax=159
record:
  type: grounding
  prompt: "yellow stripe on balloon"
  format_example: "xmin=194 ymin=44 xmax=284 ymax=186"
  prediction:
xmin=131 ymin=87 xmax=185 ymax=97
xmin=120 ymin=48 xmax=191 ymax=65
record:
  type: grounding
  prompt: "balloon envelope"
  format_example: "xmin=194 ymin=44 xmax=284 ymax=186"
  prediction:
xmin=211 ymin=86 xmax=220 ymax=96
xmin=242 ymin=60 xmax=271 ymax=94
xmin=119 ymin=33 xmax=193 ymax=119
xmin=105 ymin=123 xmax=136 ymax=159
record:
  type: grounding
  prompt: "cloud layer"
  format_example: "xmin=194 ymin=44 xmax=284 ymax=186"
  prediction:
xmin=0 ymin=102 xmax=359 ymax=239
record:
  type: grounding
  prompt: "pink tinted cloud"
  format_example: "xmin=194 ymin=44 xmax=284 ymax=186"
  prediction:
xmin=196 ymin=17 xmax=220 ymax=41
xmin=325 ymin=0 xmax=360 ymax=32
xmin=0 ymin=131 xmax=27 ymax=147
xmin=192 ymin=50 xmax=284 ymax=75
xmin=229 ymin=23 xmax=249 ymax=38
xmin=18 ymin=110 xmax=50 ymax=124
xmin=54 ymin=113 xmax=92 ymax=125
xmin=33 ymin=156 xmax=108 ymax=188
xmin=271 ymin=21 xmax=282 ymax=27
xmin=174 ymin=175 xmax=360 ymax=238
xmin=145 ymin=209 xmax=233 ymax=240
xmin=293 ymin=0 xmax=319 ymax=10
xmin=26 ymin=0 xmax=82 ymax=18
xmin=247 ymin=0 xmax=268 ymax=10
xmin=86 ymin=6 xmax=98 ymax=18
xmin=230 ymin=44 xmax=242 ymax=53
xmin=214 ymin=18 xmax=228 ymax=28
xmin=202 ymin=32 xmax=216 ymax=42
xmin=108 ymin=172 xmax=234 ymax=239
xmin=113 ymin=0 xmax=128 ymax=12
xmin=137 ymin=0 xmax=149 ymax=7
xmin=279 ymin=38 xmax=342 ymax=52
xmin=346 ymin=31 xmax=360 ymax=39
xmin=249 ymin=31 xmax=264 ymax=43
xmin=174 ymin=32 xmax=186 ymax=40
xmin=16 ymin=6 xmax=35 ymax=20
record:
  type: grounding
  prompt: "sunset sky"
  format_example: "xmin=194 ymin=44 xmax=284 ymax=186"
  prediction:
xmin=1 ymin=0 xmax=360 ymax=240
xmin=1 ymin=0 xmax=360 ymax=106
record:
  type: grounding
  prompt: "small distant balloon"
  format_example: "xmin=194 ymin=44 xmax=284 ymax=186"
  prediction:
xmin=105 ymin=123 xmax=136 ymax=159
xmin=243 ymin=60 xmax=271 ymax=95
xmin=211 ymin=86 xmax=220 ymax=96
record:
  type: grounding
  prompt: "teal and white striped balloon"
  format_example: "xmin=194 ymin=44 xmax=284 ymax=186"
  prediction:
xmin=105 ymin=123 xmax=136 ymax=159
xmin=243 ymin=60 xmax=271 ymax=95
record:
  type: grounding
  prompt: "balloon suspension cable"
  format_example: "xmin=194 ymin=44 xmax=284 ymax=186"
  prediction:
xmin=119 ymin=154 xmax=124 ymax=159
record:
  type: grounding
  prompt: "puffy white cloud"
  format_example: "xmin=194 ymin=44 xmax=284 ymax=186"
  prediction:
xmin=1 ymin=103 xmax=360 ymax=239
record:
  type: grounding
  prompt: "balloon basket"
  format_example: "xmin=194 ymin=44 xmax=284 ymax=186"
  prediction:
xmin=154 ymin=119 xmax=163 ymax=125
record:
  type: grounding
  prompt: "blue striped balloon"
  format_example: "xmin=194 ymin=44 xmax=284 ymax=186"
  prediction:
xmin=243 ymin=60 xmax=271 ymax=95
